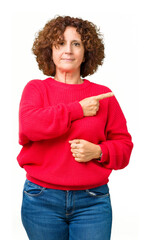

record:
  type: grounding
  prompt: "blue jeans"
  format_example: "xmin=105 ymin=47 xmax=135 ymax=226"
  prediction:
xmin=21 ymin=179 xmax=112 ymax=240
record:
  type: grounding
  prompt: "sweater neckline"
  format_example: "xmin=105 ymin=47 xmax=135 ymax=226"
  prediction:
xmin=47 ymin=77 xmax=91 ymax=90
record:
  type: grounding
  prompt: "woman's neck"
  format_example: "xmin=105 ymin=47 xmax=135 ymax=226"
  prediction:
xmin=54 ymin=70 xmax=83 ymax=85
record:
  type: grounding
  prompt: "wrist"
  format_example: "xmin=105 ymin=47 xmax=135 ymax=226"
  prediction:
xmin=94 ymin=145 xmax=102 ymax=159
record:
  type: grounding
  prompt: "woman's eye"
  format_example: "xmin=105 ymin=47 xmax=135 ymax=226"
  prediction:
xmin=73 ymin=42 xmax=80 ymax=46
xmin=59 ymin=42 xmax=65 ymax=46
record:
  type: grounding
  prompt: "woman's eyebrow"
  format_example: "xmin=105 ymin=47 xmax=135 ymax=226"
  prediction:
xmin=63 ymin=39 xmax=81 ymax=42
xmin=72 ymin=39 xmax=81 ymax=41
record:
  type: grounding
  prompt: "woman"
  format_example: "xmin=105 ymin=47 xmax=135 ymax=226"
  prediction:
xmin=17 ymin=16 xmax=133 ymax=240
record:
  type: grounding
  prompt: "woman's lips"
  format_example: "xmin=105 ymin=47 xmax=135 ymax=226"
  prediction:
xmin=61 ymin=58 xmax=75 ymax=61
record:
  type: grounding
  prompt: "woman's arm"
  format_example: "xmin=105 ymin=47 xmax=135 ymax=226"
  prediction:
xmin=19 ymin=80 xmax=84 ymax=145
xmin=69 ymin=96 xmax=133 ymax=170
xmin=98 ymin=96 xmax=133 ymax=170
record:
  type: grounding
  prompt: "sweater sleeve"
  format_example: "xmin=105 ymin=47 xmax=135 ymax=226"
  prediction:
xmin=19 ymin=80 xmax=84 ymax=145
xmin=98 ymin=96 xmax=133 ymax=170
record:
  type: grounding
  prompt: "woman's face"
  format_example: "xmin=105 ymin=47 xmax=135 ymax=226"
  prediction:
xmin=52 ymin=26 xmax=85 ymax=74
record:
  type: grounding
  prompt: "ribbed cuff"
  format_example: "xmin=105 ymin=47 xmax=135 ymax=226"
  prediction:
xmin=67 ymin=101 xmax=84 ymax=121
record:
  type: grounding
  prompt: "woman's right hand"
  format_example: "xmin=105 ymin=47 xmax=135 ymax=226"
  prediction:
xmin=79 ymin=92 xmax=114 ymax=117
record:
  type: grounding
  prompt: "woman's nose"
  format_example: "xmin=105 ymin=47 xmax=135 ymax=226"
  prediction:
xmin=65 ymin=43 xmax=72 ymax=53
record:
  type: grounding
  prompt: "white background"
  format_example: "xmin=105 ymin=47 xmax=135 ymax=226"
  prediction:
xmin=0 ymin=0 xmax=149 ymax=239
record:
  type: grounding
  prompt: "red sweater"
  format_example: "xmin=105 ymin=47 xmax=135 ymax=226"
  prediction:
xmin=17 ymin=77 xmax=133 ymax=190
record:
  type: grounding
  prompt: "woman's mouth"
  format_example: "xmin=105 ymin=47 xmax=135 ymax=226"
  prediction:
xmin=61 ymin=58 xmax=75 ymax=61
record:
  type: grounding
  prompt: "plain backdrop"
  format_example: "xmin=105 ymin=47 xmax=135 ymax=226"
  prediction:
xmin=0 ymin=0 xmax=149 ymax=239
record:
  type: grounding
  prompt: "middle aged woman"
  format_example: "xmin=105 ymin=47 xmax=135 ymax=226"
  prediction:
xmin=18 ymin=16 xmax=133 ymax=240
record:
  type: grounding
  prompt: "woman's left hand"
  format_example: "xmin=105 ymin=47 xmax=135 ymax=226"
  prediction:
xmin=69 ymin=139 xmax=101 ymax=163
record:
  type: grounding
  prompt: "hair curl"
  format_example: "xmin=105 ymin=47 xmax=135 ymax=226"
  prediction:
xmin=32 ymin=16 xmax=105 ymax=77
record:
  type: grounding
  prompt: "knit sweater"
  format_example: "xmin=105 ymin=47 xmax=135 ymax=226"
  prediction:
xmin=17 ymin=77 xmax=133 ymax=190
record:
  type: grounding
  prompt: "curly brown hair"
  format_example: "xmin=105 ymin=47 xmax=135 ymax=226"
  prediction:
xmin=32 ymin=16 xmax=105 ymax=77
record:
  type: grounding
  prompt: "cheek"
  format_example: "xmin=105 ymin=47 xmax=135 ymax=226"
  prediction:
xmin=78 ymin=49 xmax=84 ymax=62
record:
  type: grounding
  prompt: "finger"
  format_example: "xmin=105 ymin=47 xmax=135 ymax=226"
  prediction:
xmin=94 ymin=92 xmax=114 ymax=101
xmin=71 ymin=149 xmax=78 ymax=153
xmin=74 ymin=157 xmax=82 ymax=162
xmin=71 ymin=149 xmax=82 ymax=156
xmin=71 ymin=144 xmax=79 ymax=149
xmin=69 ymin=139 xmax=81 ymax=144
xmin=73 ymin=152 xmax=81 ymax=158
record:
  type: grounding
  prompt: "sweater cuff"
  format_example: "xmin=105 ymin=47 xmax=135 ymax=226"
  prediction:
xmin=67 ymin=101 xmax=84 ymax=121
xmin=98 ymin=144 xmax=109 ymax=163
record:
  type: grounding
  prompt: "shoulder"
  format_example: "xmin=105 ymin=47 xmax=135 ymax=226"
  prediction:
xmin=23 ymin=77 xmax=50 ymax=91
xmin=86 ymin=79 xmax=112 ymax=93
xmin=24 ymin=79 xmax=43 ymax=87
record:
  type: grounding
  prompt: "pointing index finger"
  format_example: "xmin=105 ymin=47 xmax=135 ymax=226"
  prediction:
xmin=94 ymin=92 xmax=114 ymax=101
